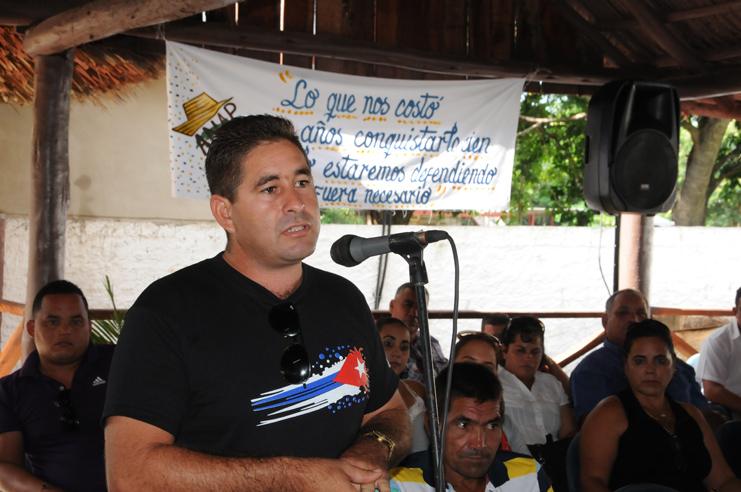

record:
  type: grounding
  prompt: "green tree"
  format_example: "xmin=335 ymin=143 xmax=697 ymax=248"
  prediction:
xmin=513 ymin=96 xmax=740 ymax=227
xmin=673 ymin=118 xmax=741 ymax=226
xmin=509 ymin=94 xmax=594 ymax=226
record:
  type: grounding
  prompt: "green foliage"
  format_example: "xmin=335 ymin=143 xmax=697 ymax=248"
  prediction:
xmin=320 ymin=208 xmax=366 ymax=224
xmin=90 ymin=276 xmax=124 ymax=345
xmin=706 ymin=121 xmax=741 ymax=226
xmin=507 ymin=94 xmax=596 ymax=226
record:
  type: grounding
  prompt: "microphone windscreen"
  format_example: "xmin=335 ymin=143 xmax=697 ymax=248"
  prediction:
xmin=330 ymin=234 xmax=361 ymax=267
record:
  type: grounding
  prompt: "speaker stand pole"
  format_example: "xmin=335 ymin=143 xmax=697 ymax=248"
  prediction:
xmin=613 ymin=214 xmax=621 ymax=293
xmin=617 ymin=213 xmax=654 ymax=301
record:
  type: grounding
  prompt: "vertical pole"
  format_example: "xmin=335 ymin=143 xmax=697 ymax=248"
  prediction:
xmin=613 ymin=214 xmax=620 ymax=293
xmin=23 ymin=49 xmax=74 ymax=362
xmin=617 ymin=213 xmax=654 ymax=302
xmin=0 ymin=213 xmax=5 ymax=342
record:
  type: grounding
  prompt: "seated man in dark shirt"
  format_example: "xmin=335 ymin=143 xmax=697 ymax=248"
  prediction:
xmin=0 ymin=280 xmax=114 ymax=492
xmin=571 ymin=288 xmax=709 ymax=425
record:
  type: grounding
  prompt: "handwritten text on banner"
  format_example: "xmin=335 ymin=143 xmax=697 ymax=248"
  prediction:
xmin=166 ymin=41 xmax=524 ymax=211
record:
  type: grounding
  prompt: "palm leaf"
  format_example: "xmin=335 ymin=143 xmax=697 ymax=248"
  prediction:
xmin=91 ymin=276 xmax=125 ymax=344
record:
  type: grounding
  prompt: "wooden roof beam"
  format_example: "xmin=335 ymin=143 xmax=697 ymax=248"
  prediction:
xmin=23 ymin=0 xmax=238 ymax=57
xmin=601 ymin=0 xmax=741 ymax=31
xmin=544 ymin=0 xmax=633 ymax=68
xmin=621 ymin=0 xmax=707 ymax=73
xmin=128 ymin=22 xmax=644 ymax=86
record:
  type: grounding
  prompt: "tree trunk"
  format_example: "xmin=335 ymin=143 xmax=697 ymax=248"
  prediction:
xmin=673 ymin=117 xmax=731 ymax=226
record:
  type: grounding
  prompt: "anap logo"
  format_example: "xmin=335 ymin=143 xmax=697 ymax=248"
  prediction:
xmin=251 ymin=347 xmax=370 ymax=426
xmin=172 ymin=92 xmax=234 ymax=137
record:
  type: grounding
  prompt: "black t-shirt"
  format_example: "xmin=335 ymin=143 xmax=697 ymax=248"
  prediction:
xmin=103 ymin=254 xmax=398 ymax=458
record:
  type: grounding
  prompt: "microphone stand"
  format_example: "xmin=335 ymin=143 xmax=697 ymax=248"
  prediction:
xmin=390 ymin=241 xmax=444 ymax=492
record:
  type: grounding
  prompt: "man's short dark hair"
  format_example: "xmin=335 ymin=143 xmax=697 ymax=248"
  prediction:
xmin=481 ymin=313 xmax=510 ymax=331
xmin=32 ymin=280 xmax=89 ymax=318
xmin=204 ymin=115 xmax=308 ymax=202
xmin=605 ymin=288 xmax=649 ymax=314
xmin=623 ymin=318 xmax=676 ymax=359
xmin=435 ymin=363 xmax=502 ymax=416
xmin=735 ymin=286 xmax=741 ymax=309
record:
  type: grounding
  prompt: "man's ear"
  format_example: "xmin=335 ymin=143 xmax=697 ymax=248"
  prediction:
xmin=601 ymin=313 xmax=609 ymax=330
xmin=389 ymin=299 xmax=395 ymax=313
xmin=210 ymin=195 xmax=235 ymax=234
xmin=27 ymin=320 xmax=35 ymax=339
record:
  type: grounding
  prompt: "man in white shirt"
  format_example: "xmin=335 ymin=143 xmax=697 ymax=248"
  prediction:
xmin=696 ymin=286 xmax=741 ymax=420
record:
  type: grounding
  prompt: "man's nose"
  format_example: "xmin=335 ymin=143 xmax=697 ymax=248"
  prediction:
xmin=470 ymin=427 xmax=486 ymax=449
xmin=283 ymin=187 xmax=307 ymax=214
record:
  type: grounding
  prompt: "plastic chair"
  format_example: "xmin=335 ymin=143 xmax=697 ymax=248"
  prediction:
xmin=615 ymin=485 xmax=680 ymax=492
xmin=566 ymin=433 xmax=580 ymax=492
xmin=716 ymin=420 xmax=741 ymax=478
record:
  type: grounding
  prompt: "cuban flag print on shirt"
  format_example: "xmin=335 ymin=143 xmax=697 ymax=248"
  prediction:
xmin=251 ymin=346 xmax=370 ymax=426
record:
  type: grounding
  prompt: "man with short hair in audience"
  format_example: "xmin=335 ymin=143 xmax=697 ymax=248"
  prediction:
xmin=0 ymin=280 xmax=114 ymax=492
xmin=390 ymin=283 xmax=447 ymax=382
xmin=571 ymin=288 xmax=709 ymax=424
xmin=481 ymin=313 xmax=510 ymax=339
xmin=389 ymin=363 xmax=552 ymax=492
xmin=696 ymin=286 xmax=741 ymax=420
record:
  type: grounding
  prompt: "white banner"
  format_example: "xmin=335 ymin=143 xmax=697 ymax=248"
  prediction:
xmin=166 ymin=41 xmax=523 ymax=211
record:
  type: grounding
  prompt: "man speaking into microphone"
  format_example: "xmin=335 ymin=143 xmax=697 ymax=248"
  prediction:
xmin=103 ymin=115 xmax=410 ymax=492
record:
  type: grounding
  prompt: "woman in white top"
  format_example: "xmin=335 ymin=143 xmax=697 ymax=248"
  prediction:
xmin=377 ymin=317 xmax=427 ymax=454
xmin=499 ymin=316 xmax=577 ymax=492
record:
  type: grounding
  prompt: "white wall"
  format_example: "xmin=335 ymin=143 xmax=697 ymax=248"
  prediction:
xmin=3 ymin=215 xmax=739 ymax=367
xmin=0 ymin=79 xmax=213 ymax=221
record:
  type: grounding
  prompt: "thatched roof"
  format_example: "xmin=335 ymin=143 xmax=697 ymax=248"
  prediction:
xmin=0 ymin=0 xmax=740 ymax=117
xmin=0 ymin=26 xmax=163 ymax=105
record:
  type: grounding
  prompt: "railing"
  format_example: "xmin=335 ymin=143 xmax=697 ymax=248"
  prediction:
xmin=1 ymin=299 xmax=732 ymax=377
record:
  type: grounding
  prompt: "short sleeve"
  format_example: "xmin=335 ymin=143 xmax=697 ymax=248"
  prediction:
xmin=0 ymin=378 xmax=21 ymax=434
xmin=697 ymin=335 xmax=729 ymax=385
xmin=102 ymin=305 xmax=189 ymax=436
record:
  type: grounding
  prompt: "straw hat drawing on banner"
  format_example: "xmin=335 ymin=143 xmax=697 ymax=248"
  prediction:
xmin=172 ymin=93 xmax=233 ymax=137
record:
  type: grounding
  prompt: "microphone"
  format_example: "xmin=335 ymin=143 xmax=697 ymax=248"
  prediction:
xmin=330 ymin=230 xmax=448 ymax=267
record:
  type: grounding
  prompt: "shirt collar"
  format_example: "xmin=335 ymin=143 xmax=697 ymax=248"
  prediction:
xmin=18 ymin=340 xmax=97 ymax=380
xmin=603 ymin=337 xmax=622 ymax=354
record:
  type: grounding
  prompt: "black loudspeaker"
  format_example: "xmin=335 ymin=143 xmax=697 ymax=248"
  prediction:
xmin=583 ymin=80 xmax=680 ymax=214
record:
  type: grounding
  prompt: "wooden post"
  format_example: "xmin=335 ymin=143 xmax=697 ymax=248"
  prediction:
xmin=0 ymin=213 xmax=5 ymax=340
xmin=23 ymin=49 xmax=74 ymax=362
xmin=617 ymin=213 xmax=654 ymax=302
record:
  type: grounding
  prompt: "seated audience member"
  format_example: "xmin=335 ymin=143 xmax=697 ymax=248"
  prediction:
xmin=696 ymin=286 xmax=741 ymax=420
xmin=0 ymin=280 xmax=115 ymax=492
xmin=481 ymin=313 xmax=511 ymax=339
xmin=571 ymin=289 xmax=710 ymax=424
xmin=454 ymin=331 xmax=530 ymax=456
xmin=482 ymin=314 xmax=570 ymax=399
xmin=378 ymin=318 xmax=427 ymax=454
xmin=390 ymin=283 xmax=448 ymax=383
xmin=389 ymin=363 xmax=552 ymax=492
xmin=499 ymin=317 xmax=576 ymax=492
xmin=580 ymin=320 xmax=741 ymax=492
